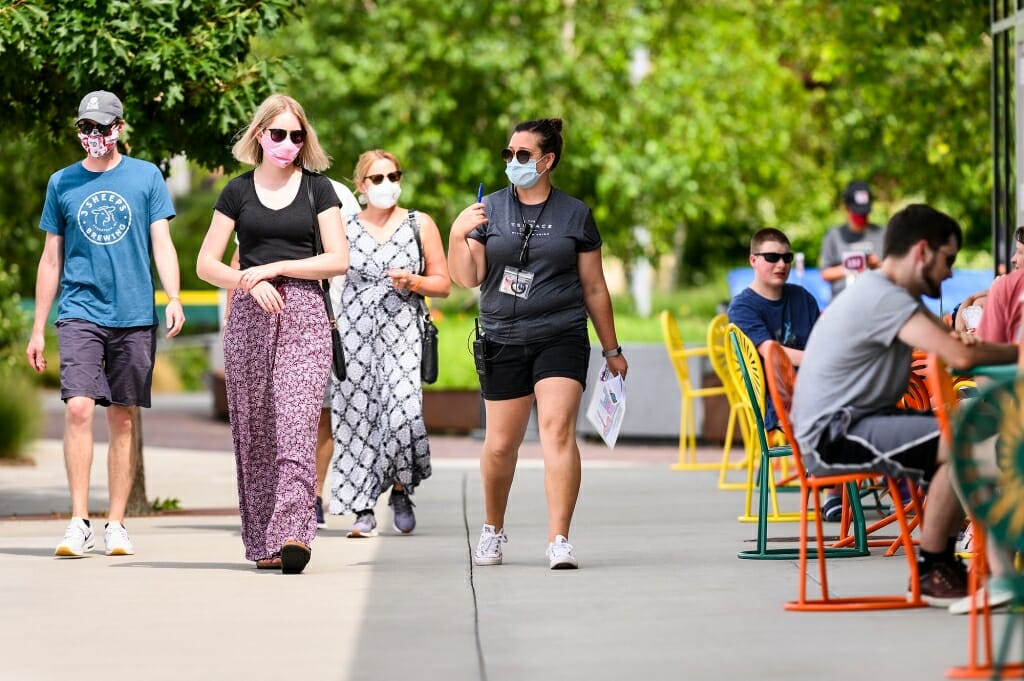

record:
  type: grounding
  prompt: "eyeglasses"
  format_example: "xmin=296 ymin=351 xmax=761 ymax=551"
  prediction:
xmin=266 ymin=128 xmax=306 ymax=144
xmin=502 ymin=148 xmax=541 ymax=164
xmin=754 ymin=252 xmax=794 ymax=264
xmin=364 ymin=171 xmax=403 ymax=185
xmin=77 ymin=120 xmax=116 ymax=136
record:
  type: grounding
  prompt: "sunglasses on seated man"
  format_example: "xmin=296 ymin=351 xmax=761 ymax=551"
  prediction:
xmin=754 ymin=252 xmax=794 ymax=264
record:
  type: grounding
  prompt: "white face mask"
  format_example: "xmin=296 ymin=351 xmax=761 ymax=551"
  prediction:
xmin=366 ymin=180 xmax=402 ymax=209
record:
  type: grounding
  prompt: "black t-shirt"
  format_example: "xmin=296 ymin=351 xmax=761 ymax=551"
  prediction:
xmin=214 ymin=170 xmax=340 ymax=268
xmin=468 ymin=186 xmax=601 ymax=343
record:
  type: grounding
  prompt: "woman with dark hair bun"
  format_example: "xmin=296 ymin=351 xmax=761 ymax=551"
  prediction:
xmin=448 ymin=118 xmax=627 ymax=570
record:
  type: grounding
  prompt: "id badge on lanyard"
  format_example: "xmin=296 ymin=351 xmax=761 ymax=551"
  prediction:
xmin=500 ymin=266 xmax=535 ymax=299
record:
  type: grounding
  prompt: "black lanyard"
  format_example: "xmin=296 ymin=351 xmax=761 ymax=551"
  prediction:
xmin=512 ymin=186 xmax=551 ymax=268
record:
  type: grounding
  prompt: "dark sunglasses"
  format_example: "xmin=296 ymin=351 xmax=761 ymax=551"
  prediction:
xmin=364 ymin=171 xmax=403 ymax=185
xmin=945 ymin=253 xmax=956 ymax=268
xmin=754 ymin=252 xmax=794 ymax=264
xmin=502 ymin=148 xmax=541 ymax=164
xmin=266 ymin=128 xmax=306 ymax=144
xmin=77 ymin=120 xmax=117 ymax=136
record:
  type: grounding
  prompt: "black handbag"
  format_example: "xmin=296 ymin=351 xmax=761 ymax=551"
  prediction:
xmin=410 ymin=211 xmax=438 ymax=384
xmin=306 ymin=173 xmax=347 ymax=381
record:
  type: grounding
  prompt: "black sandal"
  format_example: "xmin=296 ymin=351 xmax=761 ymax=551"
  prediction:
xmin=280 ymin=539 xmax=311 ymax=574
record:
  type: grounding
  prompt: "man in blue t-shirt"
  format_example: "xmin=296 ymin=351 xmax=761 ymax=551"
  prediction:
xmin=25 ymin=90 xmax=185 ymax=559
xmin=728 ymin=228 xmax=820 ymax=431
xmin=728 ymin=229 xmax=846 ymax=519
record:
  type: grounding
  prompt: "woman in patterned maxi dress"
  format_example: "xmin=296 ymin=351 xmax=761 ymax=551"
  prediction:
xmin=329 ymin=150 xmax=450 ymax=536
xmin=197 ymin=94 xmax=348 ymax=573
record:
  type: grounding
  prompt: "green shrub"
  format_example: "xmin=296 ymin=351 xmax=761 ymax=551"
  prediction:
xmin=0 ymin=369 xmax=40 ymax=460
xmin=0 ymin=259 xmax=29 ymax=373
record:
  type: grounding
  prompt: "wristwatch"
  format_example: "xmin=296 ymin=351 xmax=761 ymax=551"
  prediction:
xmin=601 ymin=346 xmax=623 ymax=358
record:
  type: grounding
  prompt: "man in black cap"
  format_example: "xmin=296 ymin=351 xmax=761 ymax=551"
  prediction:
xmin=818 ymin=180 xmax=885 ymax=300
xmin=25 ymin=90 xmax=185 ymax=559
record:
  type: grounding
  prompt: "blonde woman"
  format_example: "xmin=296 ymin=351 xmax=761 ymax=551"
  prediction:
xmin=197 ymin=94 xmax=348 ymax=573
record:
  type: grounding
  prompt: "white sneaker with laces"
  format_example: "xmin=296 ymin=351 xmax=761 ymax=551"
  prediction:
xmin=55 ymin=517 xmax=95 ymax=557
xmin=546 ymin=535 xmax=579 ymax=570
xmin=473 ymin=524 xmax=507 ymax=566
xmin=104 ymin=521 xmax=135 ymax=556
xmin=948 ymin=578 xmax=1014 ymax=615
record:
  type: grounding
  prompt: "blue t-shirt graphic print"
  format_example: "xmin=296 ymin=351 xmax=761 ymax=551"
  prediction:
xmin=40 ymin=156 xmax=175 ymax=328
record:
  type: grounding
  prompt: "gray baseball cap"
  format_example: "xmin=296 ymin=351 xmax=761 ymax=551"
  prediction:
xmin=76 ymin=91 xmax=124 ymax=125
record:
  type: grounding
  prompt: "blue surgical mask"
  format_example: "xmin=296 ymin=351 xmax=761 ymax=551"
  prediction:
xmin=505 ymin=159 xmax=545 ymax=189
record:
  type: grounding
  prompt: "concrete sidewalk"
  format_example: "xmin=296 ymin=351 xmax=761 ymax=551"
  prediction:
xmin=0 ymin=432 xmax=1016 ymax=680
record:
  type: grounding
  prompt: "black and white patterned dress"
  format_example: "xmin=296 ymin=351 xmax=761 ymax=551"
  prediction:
xmin=328 ymin=211 xmax=432 ymax=515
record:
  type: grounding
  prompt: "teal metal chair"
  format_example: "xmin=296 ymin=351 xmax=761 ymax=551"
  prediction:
xmin=732 ymin=332 xmax=869 ymax=561
xmin=947 ymin=370 xmax=1024 ymax=679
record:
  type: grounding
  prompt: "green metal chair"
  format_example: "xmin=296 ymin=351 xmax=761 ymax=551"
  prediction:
xmin=947 ymin=370 xmax=1024 ymax=679
xmin=732 ymin=332 xmax=869 ymax=560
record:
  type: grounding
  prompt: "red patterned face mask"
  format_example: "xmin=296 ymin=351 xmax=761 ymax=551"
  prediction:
xmin=78 ymin=127 xmax=120 ymax=158
xmin=849 ymin=213 xmax=868 ymax=228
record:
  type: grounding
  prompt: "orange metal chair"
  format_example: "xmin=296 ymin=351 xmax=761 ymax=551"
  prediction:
xmin=661 ymin=310 xmax=728 ymax=471
xmin=762 ymin=340 xmax=926 ymax=611
xmin=831 ymin=370 xmax=928 ymax=555
xmin=925 ymin=354 xmax=1024 ymax=680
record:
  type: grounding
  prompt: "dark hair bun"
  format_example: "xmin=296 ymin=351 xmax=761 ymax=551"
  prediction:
xmin=547 ymin=118 xmax=563 ymax=133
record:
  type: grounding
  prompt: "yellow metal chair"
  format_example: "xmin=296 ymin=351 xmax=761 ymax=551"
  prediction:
xmin=705 ymin=313 xmax=752 ymax=489
xmin=661 ymin=310 xmax=728 ymax=471
xmin=725 ymin=323 xmax=803 ymax=524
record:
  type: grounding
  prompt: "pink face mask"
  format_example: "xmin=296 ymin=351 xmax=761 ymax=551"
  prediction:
xmin=78 ymin=128 xmax=120 ymax=158
xmin=259 ymin=132 xmax=302 ymax=168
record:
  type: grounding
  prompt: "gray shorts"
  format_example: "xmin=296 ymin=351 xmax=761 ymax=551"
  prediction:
xmin=56 ymin=318 xmax=157 ymax=408
xmin=812 ymin=407 xmax=940 ymax=485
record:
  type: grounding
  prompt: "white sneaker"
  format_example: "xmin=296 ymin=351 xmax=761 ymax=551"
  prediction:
xmin=473 ymin=524 xmax=507 ymax=566
xmin=104 ymin=521 xmax=135 ymax=556
xmin=955 ymin=522 xmax=975 ymax=557
xmin=55 ymin=517 xmax=95 ymax=557
xmin=948 ymin=578 xmax=1014 ymax=615
xmin=546 ymin=535 xmax=579 ymax=570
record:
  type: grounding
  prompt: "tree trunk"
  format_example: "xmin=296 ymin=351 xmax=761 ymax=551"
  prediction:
xmin=125 ymin=408 xmax=150 ymax=516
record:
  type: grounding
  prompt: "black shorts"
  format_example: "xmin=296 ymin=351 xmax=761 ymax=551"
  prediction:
xmin=56 ymin=318 xmax=157 ymax=408
xmin=479 ymin=330 xmax=590 ymax=401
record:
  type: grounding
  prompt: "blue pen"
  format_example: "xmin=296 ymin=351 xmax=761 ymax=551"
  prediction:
xmin=477 ymin=183 xmax=484 ymax=203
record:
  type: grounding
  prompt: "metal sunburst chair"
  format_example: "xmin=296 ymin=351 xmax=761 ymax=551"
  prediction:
xmin=732 ymin=334 xmax=865 ymax=560
xmin=661 ymin=310 xmax=728 ymax=472
xmin=726 ymin=326 xmax=804 ymax=528
xmin=935 ymin=358 xmax=1024 ymax=679
xmin=763 ymin=340 xmax=926 ymax=611
xmin=705 ymin=313 xmax=753 ymax=489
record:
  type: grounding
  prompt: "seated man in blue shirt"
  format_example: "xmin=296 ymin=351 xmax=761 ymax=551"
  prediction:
xmin=728 ymin=228 xmax=820 ymax=431
xmin=728 ymin=229 xmax=837 ymax=516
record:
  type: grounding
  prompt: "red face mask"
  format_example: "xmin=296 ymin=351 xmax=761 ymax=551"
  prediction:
xmin=848 ymin=213 xmax=868 ymax=228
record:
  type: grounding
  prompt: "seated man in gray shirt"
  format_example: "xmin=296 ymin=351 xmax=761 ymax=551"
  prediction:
xmin=791 ymin=204 xmax=1017 ymax=606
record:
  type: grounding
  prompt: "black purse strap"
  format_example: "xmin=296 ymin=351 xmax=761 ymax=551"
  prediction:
xmin=305 ymin=171 xmax=338 ymax=326
xmin=408 ymin=210 xmax=431 ymax=319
